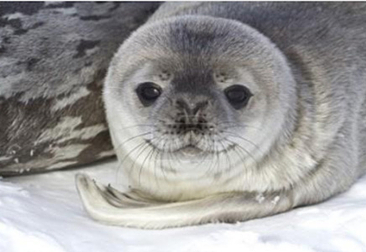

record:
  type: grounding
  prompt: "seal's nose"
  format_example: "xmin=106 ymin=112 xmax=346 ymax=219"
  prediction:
xmin=173 ymin=98 xmax=209 ymax=133
xmin=175 ymin=99 xmax=209 ymax=116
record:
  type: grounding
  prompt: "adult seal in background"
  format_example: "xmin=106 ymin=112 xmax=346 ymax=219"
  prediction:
xmin=76 ymin=2 xmax=366 ymax=229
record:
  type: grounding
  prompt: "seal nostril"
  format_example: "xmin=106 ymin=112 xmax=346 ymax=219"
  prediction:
xmin=198 ymin=118 xmax=206 ymax=124
xmin=178 ymin=117 xmax=185 ymax=124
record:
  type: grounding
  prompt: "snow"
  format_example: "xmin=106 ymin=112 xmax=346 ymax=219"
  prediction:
xmin=1 ymin=160 xmax=366 ymax=252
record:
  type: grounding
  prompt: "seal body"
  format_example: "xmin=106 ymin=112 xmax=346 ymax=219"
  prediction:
xmin=76 ymin=2 xmax=366 ymax=229
xmin=0 ymin=2 xmax=161 ymax=176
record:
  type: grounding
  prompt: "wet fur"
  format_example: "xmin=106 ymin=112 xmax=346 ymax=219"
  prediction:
xmin=76 ymin=2 xmax=366 ymax=229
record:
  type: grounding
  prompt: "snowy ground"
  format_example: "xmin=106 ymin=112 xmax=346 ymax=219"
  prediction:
xmin=1 ymin=160 xmax=366 ymax=252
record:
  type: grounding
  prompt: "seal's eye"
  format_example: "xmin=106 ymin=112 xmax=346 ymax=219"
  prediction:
xmin=224 ymin=84 xmax=253 ymax=110
xmin=136 ymin=82 xmax=162 ymax=107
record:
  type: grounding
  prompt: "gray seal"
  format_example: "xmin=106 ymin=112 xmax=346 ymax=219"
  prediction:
xmin=76 ymin=2 xmax=366 ymax=229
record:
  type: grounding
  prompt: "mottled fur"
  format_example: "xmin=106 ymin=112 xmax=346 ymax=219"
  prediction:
xmin=0 ymin=2 xmax=161 ymax=176
xmin=76 ymin=2 xmax=366 ymax=229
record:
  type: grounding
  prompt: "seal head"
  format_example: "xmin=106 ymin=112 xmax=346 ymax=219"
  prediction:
xmin=104 ymin=15 xmax=296 ymax=201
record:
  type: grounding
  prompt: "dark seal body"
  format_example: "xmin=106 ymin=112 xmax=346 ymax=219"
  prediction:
xmin=0 ymin=2 xmax=161 ymax=176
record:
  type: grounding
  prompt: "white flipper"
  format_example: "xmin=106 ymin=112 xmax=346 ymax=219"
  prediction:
xmin=75 ymin=173 xmax=293 ymax=229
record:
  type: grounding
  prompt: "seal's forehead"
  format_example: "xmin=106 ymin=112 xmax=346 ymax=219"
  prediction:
xmin=153 ymin=54 xmax=241 ymax=83
xmin=165 ymin=21 xmax=227 ymax=55
xmin=170 ymin=63 xmax=215 ymax=93
xmin=123 ymin=17 xmax=244 ymax=63
xmin=117 ymin=16 xmax=276 ymax=93
xmin=154 ymin=16 xmax=264 ymax=60
xmin=117 ymin=16 xmax=275 ymax=80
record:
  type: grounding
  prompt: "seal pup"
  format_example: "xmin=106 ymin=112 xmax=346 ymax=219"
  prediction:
xmin=76 ymin=2 xmax=366 ymax=229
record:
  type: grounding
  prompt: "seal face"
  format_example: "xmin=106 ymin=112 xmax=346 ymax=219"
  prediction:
xmin=76 ymin=2 xmax=366 ymax=229
xmin=103 ymin=15 xmax=297 ymax=201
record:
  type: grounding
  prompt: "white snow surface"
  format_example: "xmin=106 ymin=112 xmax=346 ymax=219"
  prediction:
xmin=1 ymin=160 xmax=366 ymax=252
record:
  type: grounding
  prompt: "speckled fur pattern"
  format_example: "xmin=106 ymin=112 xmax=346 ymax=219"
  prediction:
xmin=0 ymin=2 xmax=161 ymax=176
xmin=76 ymin=2 xmax=366 ymax=229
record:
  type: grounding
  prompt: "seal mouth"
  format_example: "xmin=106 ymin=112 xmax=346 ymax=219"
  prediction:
xmin=178 ymin=145 xmax=203 ymax=157
xmin=145 ymin=139 xmax=237 ymax=155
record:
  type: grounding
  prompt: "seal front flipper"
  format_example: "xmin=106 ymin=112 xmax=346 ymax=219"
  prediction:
xmin=75 ymin=179 xmax=294 ymax=229
xmin=75 ymin=174 xmax=111 ymax=210
xmin=75 ymin=174 xmax=156 ymax=212
xmin=105 ymin=184 xmax=163 ymax=207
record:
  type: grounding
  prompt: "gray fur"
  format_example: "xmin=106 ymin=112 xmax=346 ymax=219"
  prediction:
xmin=0 ymin=2 xmax=161 ymax=176
xmin=76 ymin=2 xmax=366 ymax=229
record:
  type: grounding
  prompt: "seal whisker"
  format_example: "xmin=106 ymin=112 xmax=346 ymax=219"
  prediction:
xmin=135 ymin=134 xmax=168 ymax=186
xmin=119 ymin=142 xmax=148 ymax=179
xmin=118 ymin=123 xmax=157 ymax=130
xmin=222 ymin=137 xmax=258 ymax=167
xmin=213 ymin=139 xmax=222 ymax=177
xmin=159 ymin=139 xmax=170 ymax=181
xmin=113 ymin=131 xmax=158 ymax=184
xmin=220 ymin=140 xmax=248 ymax=175
xmin=139 ymin=139 xmax=159 ymax=187
xmin=217 ymin=121 xmax=263 ymax=131
xmin=113 ymin=131 xmax=156 ymax=153
xmin=221 ymin=130 xmax=263 ymax=155
xmin=204 ymin=138 xmax=219 ymax=176
xmin=218 ymin=139 xmax=232 ymax=178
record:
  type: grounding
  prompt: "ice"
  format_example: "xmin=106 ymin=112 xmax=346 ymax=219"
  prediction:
xmin=1 ymin=160 xmax=365 ymax=252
